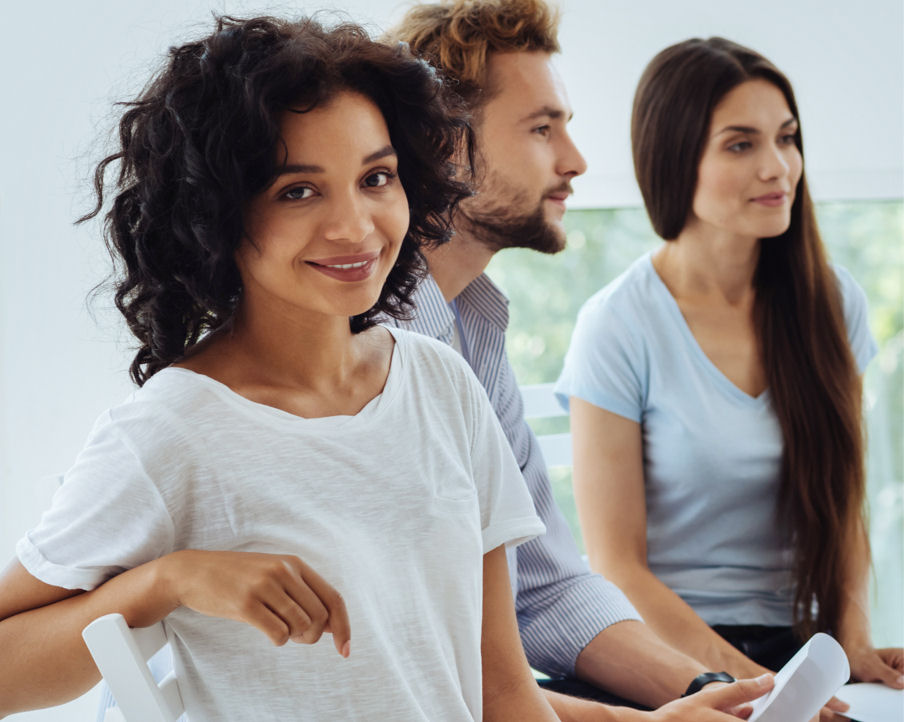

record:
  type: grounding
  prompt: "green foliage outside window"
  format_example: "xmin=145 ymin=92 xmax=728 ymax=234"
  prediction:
xmin=487 ymin=201 xmax=903 ymax=645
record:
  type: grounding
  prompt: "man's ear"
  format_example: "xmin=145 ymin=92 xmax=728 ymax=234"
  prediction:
xmin=453 ymin=119 xmax=486 ymax=190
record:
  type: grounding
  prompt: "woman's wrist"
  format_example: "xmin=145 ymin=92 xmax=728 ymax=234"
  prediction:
xmin=114 ymin=553 xmax=184 ymax=626
xmin=154 ymin=551 xmax=191 ymax=610
xmin=837 ymin=615 xmax=873 ymax=653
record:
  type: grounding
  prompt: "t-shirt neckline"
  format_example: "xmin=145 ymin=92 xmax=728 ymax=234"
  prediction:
xmin=157 ymin=327 xmax=404 ymax=428
xmin=642 ymin=251 xmax=770 ymax=407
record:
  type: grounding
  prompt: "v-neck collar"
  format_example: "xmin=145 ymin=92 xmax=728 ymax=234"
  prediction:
xmin=643 ymin=252 xmax=770 ymax=407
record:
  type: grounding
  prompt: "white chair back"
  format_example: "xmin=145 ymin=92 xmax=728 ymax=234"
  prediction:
xmin=82 ymin=613 xmax=184 ymax=722
xmin=520 ymin=383 xmax=572 ymax=468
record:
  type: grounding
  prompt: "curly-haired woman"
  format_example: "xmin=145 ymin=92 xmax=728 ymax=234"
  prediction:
xmin=0 ymin=15 xmax=557 ymax=721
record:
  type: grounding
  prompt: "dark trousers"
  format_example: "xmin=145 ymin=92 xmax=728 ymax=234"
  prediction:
xmin=712 ymin=624 xmax=804 ymax=671
xmin=537 ymin=677 xmax=652 ymax=710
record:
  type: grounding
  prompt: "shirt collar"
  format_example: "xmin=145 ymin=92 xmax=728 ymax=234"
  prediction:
xmin=458 ymin=273 xmax=510 ymax=332
xmin=405 ymin=272 xmax=455 ymax=343
xmin=406 ymin=271 xmax=511 ymax=342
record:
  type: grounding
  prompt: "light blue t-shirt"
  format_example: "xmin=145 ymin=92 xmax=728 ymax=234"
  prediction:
xmin=555 ymin=252 xmax=877 ymax=626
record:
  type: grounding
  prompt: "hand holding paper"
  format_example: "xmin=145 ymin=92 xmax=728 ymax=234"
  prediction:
xmin=748 ymin=633 xmax=850 ymax=722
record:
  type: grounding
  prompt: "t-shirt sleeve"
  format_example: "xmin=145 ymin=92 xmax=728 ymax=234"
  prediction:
xmin=554 ymin=290 xmax=646 ymax=423
xmin=834 ymin=265 xmax=878 ymax=373
xmin=16 ymin=410 xmax=176 ymax=591
xmin=461 ymin=370 xmax=545 ymax=554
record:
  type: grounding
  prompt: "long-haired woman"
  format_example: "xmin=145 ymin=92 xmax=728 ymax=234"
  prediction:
xmin=556 ymin=36 xmax=904 ymax=696
xmin=0 ymin=15 xmax=560 ymax=720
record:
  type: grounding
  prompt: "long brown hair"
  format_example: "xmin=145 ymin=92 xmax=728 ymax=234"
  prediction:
xmin=631 ymin=37 xmax=867 ymax=637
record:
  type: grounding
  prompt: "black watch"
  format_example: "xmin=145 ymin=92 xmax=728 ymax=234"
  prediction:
xmin=682 ymin=671 xmax=736 ymax=697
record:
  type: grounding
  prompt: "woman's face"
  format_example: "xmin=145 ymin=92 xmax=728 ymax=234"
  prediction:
xmin=238 ymin=91 xmax=409 ymax=323
xmin=688 ymin=78 xmax=803 ymax=243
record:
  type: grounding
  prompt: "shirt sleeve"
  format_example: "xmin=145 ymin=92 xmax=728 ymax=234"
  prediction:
xmin=554 ymin=290 xmax=647 ymax=423
xmin=493 ymin=352 xmax=641 ymax=677
xmin=834 ymin=265 xmax=878 ymax=373
xmin=16 ymin=409 xmax=176 ymax=591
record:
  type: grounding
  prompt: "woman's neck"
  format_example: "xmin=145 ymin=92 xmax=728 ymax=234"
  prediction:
xmin=654 ymin=226 xmax=760 ymax=307
xmin=177 ymin=294 xmax=392 ymax=418
xmin=225 ymin=303 xmax=361 ymax=393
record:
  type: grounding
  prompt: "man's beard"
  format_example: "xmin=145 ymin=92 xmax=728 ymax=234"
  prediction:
xmin=459 ymin=173 xmax=569 ymax=255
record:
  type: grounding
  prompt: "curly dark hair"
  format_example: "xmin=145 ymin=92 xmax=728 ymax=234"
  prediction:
xmin=81 ymin=15 xmax=471 ymax=385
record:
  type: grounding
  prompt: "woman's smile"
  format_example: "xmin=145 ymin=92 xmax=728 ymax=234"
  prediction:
xmin=305 ymin=251 xmax=381 ymax=282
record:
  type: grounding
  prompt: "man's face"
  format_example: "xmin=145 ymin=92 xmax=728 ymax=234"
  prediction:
xmin=460 ymin=51 xmax=587 ymax=254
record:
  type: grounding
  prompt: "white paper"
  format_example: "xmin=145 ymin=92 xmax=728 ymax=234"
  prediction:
xmin=748 ymin=633 xmax=851 ymax=722
xmin=835 ymin=682 xmax=904 ymax=722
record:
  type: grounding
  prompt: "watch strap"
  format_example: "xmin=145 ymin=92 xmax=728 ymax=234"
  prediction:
xmin=683 ymin=671 xmax=736 ymax=697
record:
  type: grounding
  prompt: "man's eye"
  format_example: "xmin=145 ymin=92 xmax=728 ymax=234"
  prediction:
xmin=533 ymin=125 xmax=551 ymax=136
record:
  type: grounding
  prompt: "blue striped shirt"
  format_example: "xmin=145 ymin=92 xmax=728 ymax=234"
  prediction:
xmin=384 ymin=272 xmax=640 ymax=677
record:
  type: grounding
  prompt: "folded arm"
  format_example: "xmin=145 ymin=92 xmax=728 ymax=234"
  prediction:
xmin=0 ymin=550 xmax=350 ymax=716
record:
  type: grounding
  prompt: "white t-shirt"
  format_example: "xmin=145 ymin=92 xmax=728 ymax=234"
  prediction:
xmin=18 ymin=327 xmax=544 ymax=721
xmin=555 ymin=255 xmax=876 ymax=626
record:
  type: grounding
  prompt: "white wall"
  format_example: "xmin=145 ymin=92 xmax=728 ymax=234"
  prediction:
xmin=1 ymin=1 xmax=901 ymax=719
xmin=557 ymin=0 xmax=904 ymax=207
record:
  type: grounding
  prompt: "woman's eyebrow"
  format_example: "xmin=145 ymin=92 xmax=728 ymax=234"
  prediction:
xmin=714 ymin=117 xmax=798 ymax=137
xmin=274 ymin=145 xmax=397 ymax=178
xmin=362 ymin=145 xmax=396 ymax=164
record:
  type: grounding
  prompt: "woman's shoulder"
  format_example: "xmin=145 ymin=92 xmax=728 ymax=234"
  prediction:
xmin=381 ymin=325 xmax=488 ymax=413
xmin=96 ymin=367 xmax=227 ymax=449
xmin=828 ymin=264 xmax=877 ymax=371
xmin=829 ymin=264 xmax=869 ymax=308
xmin=383 ymin=325 xmax=473 ymax=375
xmin=574 ymin=252 xmax=663 ymax=336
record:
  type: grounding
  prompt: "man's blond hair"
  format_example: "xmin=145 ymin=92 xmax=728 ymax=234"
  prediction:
xmin=386 ymin=0 xmax=560 ymax=109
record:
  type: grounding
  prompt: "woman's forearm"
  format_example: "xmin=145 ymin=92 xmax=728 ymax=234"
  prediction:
xmin=836 ymin=522 xmax=873 ymax=649
xmin=611 ymin=566 xmax=769 ymax=679
xmin=0 ymin=558 xmax=177 ymax=715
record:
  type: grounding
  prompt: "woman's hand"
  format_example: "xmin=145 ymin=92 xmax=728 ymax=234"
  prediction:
xmin=813 ymin=645 xmax=904 ymax=720
xmin=846 ymin=644 xmax=904 ymax=688
xmin=161 ymin=550 xmax=351 ymax=656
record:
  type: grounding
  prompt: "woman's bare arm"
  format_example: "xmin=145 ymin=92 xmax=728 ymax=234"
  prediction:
xmin=836 ymin=521 xmax=904 ymax=689
xmin=0 ymin=551 xmax=350 ymax=716
xmin=481 ymin=544 xmax=559 ymax=720
xmin=569 ymin=397 xmax=768 ymax=680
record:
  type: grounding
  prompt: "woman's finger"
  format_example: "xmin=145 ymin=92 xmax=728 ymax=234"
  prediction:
xmin=278 ymin=565 xmax=331 ymax=644
xmin=241 ymin=598 xmax=293 ymax=646
xmin=283 ymin=557 xmax=351 ymax=657
xmin=877 ymin=648 xmax=904 ymax=678
xmin=869 ymin=656 xmax=904 ymax=688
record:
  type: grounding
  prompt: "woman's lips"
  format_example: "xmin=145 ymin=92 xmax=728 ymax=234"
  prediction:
xmin=752 ymin=192 xmax=788 ymax=207
xmin=306 ymin=252 xmax=380 ymax=282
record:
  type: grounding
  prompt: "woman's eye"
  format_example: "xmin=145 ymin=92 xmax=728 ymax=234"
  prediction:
xmin=282 ymin=186 xmax=314 ymax=201
xmin=779 ymin=133 xmax=798 ymax=145
xmin=727 ymin=140 xmax=752 ymax=153
xmin=363 ymin=171 xmax=395 ymax=188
